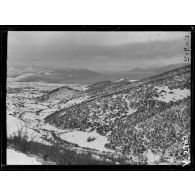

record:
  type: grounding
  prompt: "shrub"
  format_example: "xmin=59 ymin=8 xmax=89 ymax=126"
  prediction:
xmin=7 ymin=134 xmax=116 ymax=165
xmin=87 ymin=137 xmax=96 ymax=142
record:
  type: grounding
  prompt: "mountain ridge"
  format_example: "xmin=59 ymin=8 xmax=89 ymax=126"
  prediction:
xmin=44 ymin=64 xmax=191 ymax=164
xmin=8 ymin=63 xmax=189 ymax=84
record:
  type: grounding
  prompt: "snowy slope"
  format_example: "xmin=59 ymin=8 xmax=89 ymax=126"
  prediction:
xmin=6 ymin=114 xmax=28 ymax=138
xmin=59 ymin=130 xmax=113 ymax=152
xmin=6 ymin=65 xmax=191 ymax=165
xmin=45 ymin=65 xmax=191 ymax=165
xmin=7 ymin=113 xmax=53 ymax=145
xmin=7 ymin=149 xmax=42 ymax=165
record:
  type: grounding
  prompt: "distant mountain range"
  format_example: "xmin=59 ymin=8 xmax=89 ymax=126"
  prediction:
xmin=129 ymin=63 xmax=189 ymax=73
xmin=7 ymin=66 xmax=100 ymax=83
xmin=7 ymin=63 xmax=189 ymax=83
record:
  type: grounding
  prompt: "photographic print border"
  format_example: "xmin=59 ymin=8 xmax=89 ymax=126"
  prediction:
xmin=0 ymin=25 xmax=194 ymax=171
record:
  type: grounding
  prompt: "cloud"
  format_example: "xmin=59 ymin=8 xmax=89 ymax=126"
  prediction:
xmin=7 ymin=31 xmax=190 ymax=71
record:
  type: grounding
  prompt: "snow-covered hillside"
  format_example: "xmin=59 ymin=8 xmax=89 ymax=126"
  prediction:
xmin=37 ymin=86 xmax=82 ymax=103
xmin=6 ymin=65 xmax=191 ymax=165
xmin=45 ymin=65 xmax=191 ymax=165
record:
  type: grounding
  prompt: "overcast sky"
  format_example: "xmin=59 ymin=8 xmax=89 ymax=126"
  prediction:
xmin=7 ymin=31 xmax=190 ymax=72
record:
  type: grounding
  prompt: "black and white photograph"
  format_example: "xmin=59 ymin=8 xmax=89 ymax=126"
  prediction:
xmin=2 ymin=28 xmax=193 ymax=168
xmin=1 ymin=1 xmax=195 ymax=194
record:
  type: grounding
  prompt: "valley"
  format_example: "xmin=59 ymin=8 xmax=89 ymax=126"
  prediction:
xmin=6 ymin=64 xmax=191 ymax=165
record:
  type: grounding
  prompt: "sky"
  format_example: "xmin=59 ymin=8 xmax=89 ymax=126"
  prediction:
xmin=7 ymin=31 xmax=191 ymax=72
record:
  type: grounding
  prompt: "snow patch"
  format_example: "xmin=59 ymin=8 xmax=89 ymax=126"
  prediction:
xmin=154 ymin=86 xmax=190 ymax=103
xmin=124 ymin=98 xmax=137 ymax=115
xmin=42 ymin=123 xmax=62 ymax=132
xmin=113 ymin=78 xmax=125 ymax=83
xmin=7 ymin=149 xmax=42 ymax=165
xmin=59 ymin=130 xmax=113 ymax=152
xmin=146 ymin=150 xmax=160 ymax=164
xmin=14 ymin=73 xmax=35 ymax=81
xmin=7 ymin=114 xmax=26 ymax=137
xmin=128 ymin=80 xmax=137 ymax=82
xmin=62 ymin=96 xmax=89 ymax=108
xmin=112 ymin=94 xmax=118 ymax=98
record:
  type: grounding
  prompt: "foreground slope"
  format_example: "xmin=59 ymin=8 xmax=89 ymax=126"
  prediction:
xmin=7 ymin=149 xmax=42 ymax=165
xmin=45 ymin=65 xmax=191 ymax=164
